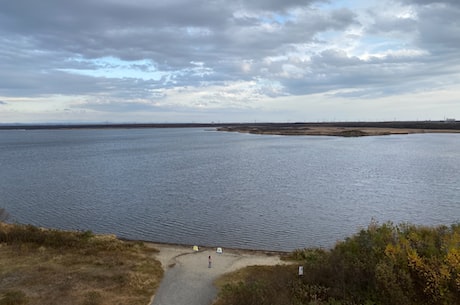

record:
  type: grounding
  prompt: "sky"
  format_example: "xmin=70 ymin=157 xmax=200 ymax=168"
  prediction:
xmin=0 ymin=0 xmax=459 ymax=123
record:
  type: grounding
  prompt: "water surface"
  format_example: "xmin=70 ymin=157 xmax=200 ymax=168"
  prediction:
xmin=0 ymin=128 xmax=459 ymax=251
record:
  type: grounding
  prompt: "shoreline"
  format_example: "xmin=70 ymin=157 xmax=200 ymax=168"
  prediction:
xmin=0 ymin=120 xmax=458 ymax=133
xmin=117 ymin=233 xmax=292 ymax=256
xmin=217 ymin=124 xmax=460 ymax=137
xmin=144 ymin=242 xmax=290 ymax=267
xmin=121 ymin=238 xmax=291 ymax=256
xmin=144 ymin=241 xmax=291 ymax=258
xmin=146 ymin=241 xmax=290 ymax=305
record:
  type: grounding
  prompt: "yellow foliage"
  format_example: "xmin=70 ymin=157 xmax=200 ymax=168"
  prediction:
xmin=407 ymin=248 xmax=424 ymax=270
xmin=446 ymin=248 xmax=460 ymax=268
xmin=384 ymin=244 xmax=396 ymax=259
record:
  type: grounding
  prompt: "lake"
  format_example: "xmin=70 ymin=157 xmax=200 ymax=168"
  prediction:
xmin=0 ymin=128 xmax=459 ymax=251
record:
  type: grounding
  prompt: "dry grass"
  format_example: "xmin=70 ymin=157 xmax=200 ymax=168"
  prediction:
xmin=213 ymin=267 xmax=254 ymax=289
xmin=213 ymin=265 xmax=298 ymax=305
xmin=0 ymin=223 xmax=163 ymax=305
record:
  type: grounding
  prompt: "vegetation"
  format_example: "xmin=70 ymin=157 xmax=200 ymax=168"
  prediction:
xmin=0 ymin=222 xmax=163 ymax=305
xmin=0 ymin=290 xmax=28 ymax=305
xmin=214 ymin=222 xmax=460 ymax=305
xmin=0 ymin=208 xmax=9 ymax=222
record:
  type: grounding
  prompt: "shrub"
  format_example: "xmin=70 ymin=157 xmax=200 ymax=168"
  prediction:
xmin=216 ymin=222 xmax=460 ymax=305
xmin=82 ymin=291 xmax=102 ymax=305
xmin=0 ymin=290 xmax=28 ymax=305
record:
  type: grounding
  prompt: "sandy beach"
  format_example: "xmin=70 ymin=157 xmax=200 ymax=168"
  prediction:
xmin=147 ymin=243 xmax=288 ymax=305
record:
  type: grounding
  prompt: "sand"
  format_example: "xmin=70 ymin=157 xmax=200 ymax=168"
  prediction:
xmin=147 ymin=243 xmax=288 ymax=305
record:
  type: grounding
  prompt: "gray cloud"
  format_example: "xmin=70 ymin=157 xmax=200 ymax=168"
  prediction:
xmin=238 ymin=0 xmax=323 ymax=11
xmin=387 ymin=0 xmax=460 ymax=50
xmin=416 ymin=5 xmax=460 ymax=50
xmin=400 ymin=0 xmax=459 ymax=5
xmin=0 ymin=1 xmax=354 ymax=67
xmin=367 ymin=15 xmax=417 ymax=35
xmin=274 ymin=46 xmax=459 ymax=97
xmin=0 ymin=1 xmax=359 ymax=98
xmin=82 ymin=100 xmax=170 ymax=113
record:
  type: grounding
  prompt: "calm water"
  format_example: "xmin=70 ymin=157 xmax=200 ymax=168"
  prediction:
xmin=0 ymin=128 xmax=459 ymax=251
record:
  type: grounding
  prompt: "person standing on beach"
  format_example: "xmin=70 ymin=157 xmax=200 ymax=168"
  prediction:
xmin=208 ymin=255 xmax=212 ymax=268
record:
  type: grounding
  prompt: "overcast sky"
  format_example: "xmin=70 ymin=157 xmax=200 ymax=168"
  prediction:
xmin=1 ymin=0 xmax=459 ymax=123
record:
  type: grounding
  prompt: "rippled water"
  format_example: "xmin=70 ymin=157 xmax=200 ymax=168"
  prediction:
xmin=1 ymin=128 xmax=459 ymax=251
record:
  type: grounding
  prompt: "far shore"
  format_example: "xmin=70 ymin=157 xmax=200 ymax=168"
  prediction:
xmin=0 ymin=120 xmax=458 ymax=136
xmin=218 ymin=126 xmax=460 ymax=137
xmin=217 ymin=121 xmax=460 ymax=137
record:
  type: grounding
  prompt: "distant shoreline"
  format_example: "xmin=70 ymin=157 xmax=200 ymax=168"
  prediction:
xmin=217 ymin=124 xmax=460 ymax=137
xmin=0 ymin=123 xmax=223 ymax=130
xmin=0 ymin=121 xmax=459 ymax=136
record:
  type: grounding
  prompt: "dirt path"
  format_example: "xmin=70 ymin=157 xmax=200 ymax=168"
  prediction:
xmin=148 ymin=243 xmax=286 ymax=305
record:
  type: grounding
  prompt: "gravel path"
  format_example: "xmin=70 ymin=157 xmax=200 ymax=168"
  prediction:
xmin=149 ymin=244 xmax=286 ymax=305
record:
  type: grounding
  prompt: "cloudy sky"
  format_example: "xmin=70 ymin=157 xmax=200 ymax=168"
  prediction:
xmin=1 ymin=0 xmax=459 ymax=123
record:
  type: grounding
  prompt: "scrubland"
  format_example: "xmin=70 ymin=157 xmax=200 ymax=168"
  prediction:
xmin=214 ymin=222 xmax=460 ymax=305
xmin=0 ymin=223 xmax=163 ymax=305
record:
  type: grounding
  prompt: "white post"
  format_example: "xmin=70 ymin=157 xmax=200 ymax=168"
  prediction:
xmin=298 ymin=266 xmax=304 ymax=276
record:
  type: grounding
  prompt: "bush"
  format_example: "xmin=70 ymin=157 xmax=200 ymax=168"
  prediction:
xmin=82 ymin=291 xmax=102 ymax=305
xmin=216 ymin=222 xmax=460 ymax=305
xmin=0 ymin=224 xmax=104 ymax=250
xmin=217 ymin=265 xmax=296 ymax=305
xmin=0 ymin=290 xmax=28 ymax=305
